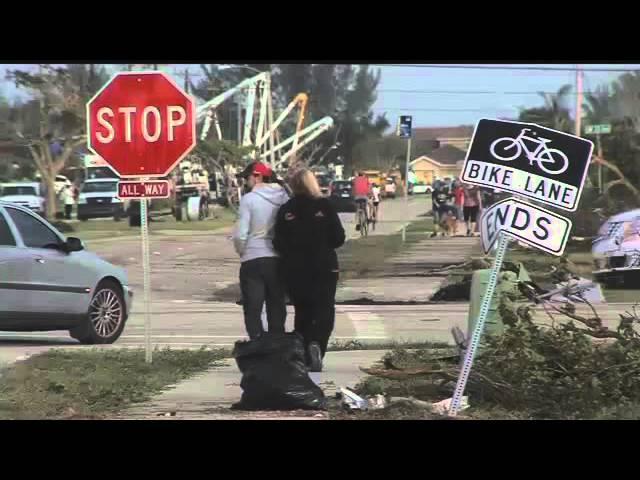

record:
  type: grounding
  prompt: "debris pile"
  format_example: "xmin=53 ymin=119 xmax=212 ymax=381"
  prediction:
xmin=352 ymin=292 xmax=640 ymax=419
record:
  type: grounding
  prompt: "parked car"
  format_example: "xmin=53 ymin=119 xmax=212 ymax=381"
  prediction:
xmin=408 ymin=182 xmax=433 ymax=195
xmin=0 ymin=182 xmax=45 ymax=215
xmin=78 ymin=178 xmax=127 ymax=221
xmin=329 ymin=180 xmax=355 ymax=212
xmin=0 ymin=201 xmax=133 ymax=343
xmin=592 ymin=209 xmax=640 ymax=287
xmin=384 ymin=177 xmax=397 ymax=198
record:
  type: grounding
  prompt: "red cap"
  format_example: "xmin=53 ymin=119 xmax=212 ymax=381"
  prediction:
xmin=252 ymin=162 xmax=272 ymax=177
xmin=237 ymin=161 xmax=273 ymax=179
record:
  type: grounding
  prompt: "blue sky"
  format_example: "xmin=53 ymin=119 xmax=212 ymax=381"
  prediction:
xmin=371 ymin=64 xmax=640 ymax=127
xmin=2 ymin=64 xmax=640 ymax=128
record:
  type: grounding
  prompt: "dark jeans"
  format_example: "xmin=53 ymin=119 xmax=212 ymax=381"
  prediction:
xmin=239 ymin=257 xmax=287 ymax=340
xmin=65 ymin=205 xmax=73 ymax=220
xmin=286 ymin=270 xmax=339 ymax=357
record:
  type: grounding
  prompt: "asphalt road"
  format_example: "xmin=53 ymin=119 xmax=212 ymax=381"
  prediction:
xmin=0 ymin=195 xmax=442 ymax=362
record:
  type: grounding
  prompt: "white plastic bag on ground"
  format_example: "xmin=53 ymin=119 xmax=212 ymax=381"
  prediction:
xmin=431 ymin=396 xmax=469 ymax=415
xmin=340 ymin=387 xmax=369 ymax=411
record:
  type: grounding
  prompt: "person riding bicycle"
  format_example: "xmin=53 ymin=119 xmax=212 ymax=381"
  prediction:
xmin=352 ymin=171 xmax=372 ymax=230
xmin=371 ymin=183 xmax=381 ymax=222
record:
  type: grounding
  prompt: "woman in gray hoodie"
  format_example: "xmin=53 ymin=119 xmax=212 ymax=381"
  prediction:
xmin=233 ymin=162 xmax=290 ymax=339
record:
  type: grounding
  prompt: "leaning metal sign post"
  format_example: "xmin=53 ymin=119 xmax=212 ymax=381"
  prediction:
xmin=87 ymin=71 xmax=196 ymax=363
xmin=449 ymin=119 xmax=593 ymax=416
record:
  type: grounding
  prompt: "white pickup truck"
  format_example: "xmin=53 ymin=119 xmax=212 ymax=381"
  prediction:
xmin=0 ymin=182 xmax=45 ymax=214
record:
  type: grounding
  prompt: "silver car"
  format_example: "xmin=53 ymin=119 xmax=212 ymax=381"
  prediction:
xmin=0 ymin=201 xmax=133 ymax=344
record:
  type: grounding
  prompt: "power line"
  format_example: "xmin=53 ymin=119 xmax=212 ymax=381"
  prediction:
xmin=377 ymin=89 xmax=601 ymax=95
xmin=374 ymin=64 xmax=640 ymax=73
xmin=376 ymin=107 xmax=515 ymax=112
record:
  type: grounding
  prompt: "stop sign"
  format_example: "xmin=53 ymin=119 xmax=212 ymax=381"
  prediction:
xmin=87 ymin=72 xmax=196 ymax=178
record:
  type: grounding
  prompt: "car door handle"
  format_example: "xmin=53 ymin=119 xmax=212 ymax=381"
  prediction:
xmin=34 ymin=258 xmax=45 ymax=264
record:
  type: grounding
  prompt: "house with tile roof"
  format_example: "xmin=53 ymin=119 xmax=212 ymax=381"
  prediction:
xmin=409 ymin=144 xmax=466 ymax=185
xmin=413 ymin=125 xmax=474 ymax=151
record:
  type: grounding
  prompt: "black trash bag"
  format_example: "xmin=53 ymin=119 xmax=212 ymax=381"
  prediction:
xmin=232 ymin=332 xmax=327 ymax=411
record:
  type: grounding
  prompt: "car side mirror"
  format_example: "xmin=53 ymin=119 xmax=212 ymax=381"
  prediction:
xmin=65 ymin=237 xmax=84 ymax=253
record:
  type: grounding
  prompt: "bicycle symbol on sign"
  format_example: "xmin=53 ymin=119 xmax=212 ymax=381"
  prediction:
xmin=489 ymin=128 xmax=569 ymax=175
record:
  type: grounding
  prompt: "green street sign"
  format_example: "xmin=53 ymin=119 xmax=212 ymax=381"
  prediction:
xmin=586 ymin=124 xmax=612 ymax=135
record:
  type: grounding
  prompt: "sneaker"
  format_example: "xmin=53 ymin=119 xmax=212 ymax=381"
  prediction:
xmin=308 ymin=342 xmax=323 ymax=372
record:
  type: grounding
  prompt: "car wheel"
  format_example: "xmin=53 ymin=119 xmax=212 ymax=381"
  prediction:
xmin=70 ymin=280 xmax=127 ymax=344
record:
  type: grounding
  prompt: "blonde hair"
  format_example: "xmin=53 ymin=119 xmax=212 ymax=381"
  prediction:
xmin=289 ymin=168 xmax=322 ymax=198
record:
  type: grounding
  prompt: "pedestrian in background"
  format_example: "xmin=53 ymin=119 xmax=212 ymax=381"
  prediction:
xmin=273 ymin=168 xmax=346 ymax=372
xmin=233 ymin=162 xmax=289 ymax=340
xmin=453 ymin=180 xmax=465 ymax=236
xmin=371 ymin=183 xmax=381 ymax=222
xmin=431 ymin=180 xmax=451 ymax=238
xmin=462 ymin=183 xmax=482 ymax=236
xmin=62 ymin=185 xmax=75 ymax=220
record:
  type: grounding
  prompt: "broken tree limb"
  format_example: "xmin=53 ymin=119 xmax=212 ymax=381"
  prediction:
xmin=388 ymin=397 xmax=434 ymax=410
xmin=359 ymin=366 xmax=450 ymax=379
xmin=592 ymin=154 xmax=640 ymax=201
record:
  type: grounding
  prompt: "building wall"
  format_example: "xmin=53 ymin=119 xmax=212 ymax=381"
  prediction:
xmin=411 ymin=159 xmax=462 ymax=185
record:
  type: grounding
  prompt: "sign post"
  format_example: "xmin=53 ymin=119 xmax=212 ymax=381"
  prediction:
xmin=449 ymin=232 xmax=510 ymax=416
xmin=449 ymin=118 xmax=593 ymax=416
xmin=87 ymin=71 xmax=196 ymax=363
xmin=585 ymin=124 xmax=611 ymax=193
xmin=140 ymin=197 xmax=152 ymax=362
xmin=397 ymin=115 xmax=413 ymax=200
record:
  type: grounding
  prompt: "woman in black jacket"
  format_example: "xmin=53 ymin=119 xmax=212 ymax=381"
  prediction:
xmin=273 ymin=168 xmax=346 ymax=372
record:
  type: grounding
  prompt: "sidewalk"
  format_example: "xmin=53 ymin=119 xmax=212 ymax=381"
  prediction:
xmin=118 ymin=350 xmax=388 ymax=420
xmin=336 ymin=236 xmax=482 ymax=303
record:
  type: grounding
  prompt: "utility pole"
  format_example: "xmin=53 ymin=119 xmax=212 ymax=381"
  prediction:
xmin=405 ymin=135 xmax=411 ymax=201
xmin=596 ymin=132 xmax=603 ymax=193
xmin=236 ymin=96 xmax=242 ymax=146
xmin=575 ymin=64 xmax=583 ymax=137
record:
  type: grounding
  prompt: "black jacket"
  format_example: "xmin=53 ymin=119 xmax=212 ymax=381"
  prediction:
xmin=273 ymin=195 xmax=346 ymax=274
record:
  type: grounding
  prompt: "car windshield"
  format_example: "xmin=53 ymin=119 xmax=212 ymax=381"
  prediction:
xmin=1 ymin=186 xmax=37 ymax=196
xmin=82 ymin=182 xmax=117 ymax=193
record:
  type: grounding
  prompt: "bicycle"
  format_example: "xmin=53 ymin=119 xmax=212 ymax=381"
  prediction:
xmin=489 ymin=128 xmax=569 ymax=175
xmin=356 ymin=199 xmax=368 ymax=237
xmin=370 ymin=200 xmax=379 ymax=231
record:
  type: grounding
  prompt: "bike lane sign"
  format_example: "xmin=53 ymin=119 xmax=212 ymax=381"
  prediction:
xmin=461 ymin=119 xmax=594 ymax=212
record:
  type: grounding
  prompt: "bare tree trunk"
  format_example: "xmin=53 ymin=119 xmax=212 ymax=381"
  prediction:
xmin=45 ymin=175 xmax=57 ymax=220
xmin=593 ymin=154 xmax=640 ymax=203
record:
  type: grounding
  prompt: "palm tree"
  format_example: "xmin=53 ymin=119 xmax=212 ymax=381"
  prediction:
xmin=519 ymin=84 xmax=573 ymax=132
xmin=583 ymin=85 xmax=611 ymax=126
xmin=610 ymin=72 xmax=640 ymax=130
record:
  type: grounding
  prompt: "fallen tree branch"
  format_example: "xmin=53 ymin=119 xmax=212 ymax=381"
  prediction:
xmin=359 ymin=367 xmax=449 ymax=379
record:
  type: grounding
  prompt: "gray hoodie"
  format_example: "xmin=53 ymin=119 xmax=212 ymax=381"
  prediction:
xmin=233 ymin=183 xmax=290 ymax=263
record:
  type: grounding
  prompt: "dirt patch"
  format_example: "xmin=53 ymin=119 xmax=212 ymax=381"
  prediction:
xmin=335 ymin=298 xmax=432 ymax=306
xmin=430 ymin=276 xmax=472 ymax=302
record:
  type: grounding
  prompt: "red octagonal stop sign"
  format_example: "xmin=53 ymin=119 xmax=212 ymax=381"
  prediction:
xmin=87 ymin=72 xmax=196 ymax=178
